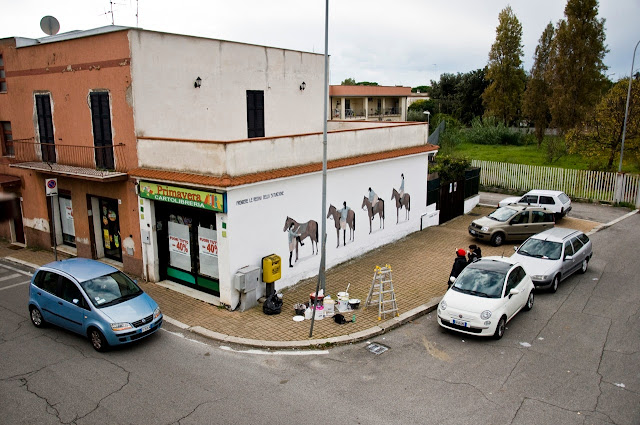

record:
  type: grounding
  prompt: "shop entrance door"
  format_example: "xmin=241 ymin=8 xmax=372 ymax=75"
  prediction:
xmin=99 ymin=198 xmax=122 ymax=262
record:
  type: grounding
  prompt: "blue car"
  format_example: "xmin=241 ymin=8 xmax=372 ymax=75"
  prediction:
xmin=28 ymin=258 xmax=162 ymax=351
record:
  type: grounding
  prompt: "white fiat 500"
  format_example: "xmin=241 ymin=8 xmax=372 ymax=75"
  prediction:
xmin=437 ymin=257 xmax=535 ymax=339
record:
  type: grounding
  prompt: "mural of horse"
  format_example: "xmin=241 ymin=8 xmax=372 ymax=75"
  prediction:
xmin=327 ymin=204 xmax=355 ymax=247
xmin=391 ymin=189 xmax=411 ymax=223
xmin=361 ymin=196 xmax=384 ymax=234
xmin=283 ymin=216 xmax=318 ymax=261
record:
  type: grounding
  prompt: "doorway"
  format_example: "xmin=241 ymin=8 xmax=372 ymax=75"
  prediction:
xmin=95 ymin=197 xmax=122 ymax=262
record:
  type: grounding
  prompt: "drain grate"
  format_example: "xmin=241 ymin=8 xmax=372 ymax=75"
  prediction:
xmin=366 ymin=342 xmax=389 ymax=355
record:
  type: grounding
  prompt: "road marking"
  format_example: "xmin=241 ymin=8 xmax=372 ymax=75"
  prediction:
xmin=0 ymin=263 xmax=32 ymax=276
xmin=0 ymin=280 xmax=30 ymax=291
xmin=219 ymin=346 xmax=329 ymax=356
xmin=160 ymin=328 xmax=209 ymax=346
xmin=0 ymin=273 xmax=20 ymax=282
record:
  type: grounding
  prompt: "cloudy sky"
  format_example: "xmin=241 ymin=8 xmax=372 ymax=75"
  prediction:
xmin=2 ymin=0 xmax=638 ymax=87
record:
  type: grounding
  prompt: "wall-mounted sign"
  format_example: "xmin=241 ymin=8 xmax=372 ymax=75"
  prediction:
xmin=169 ymin=235 xmax=190 ymax=255
xmin=45 ymin=178 xmax=58 ymax=196
xmin=139 ymin=181 xmax=226 ymax=213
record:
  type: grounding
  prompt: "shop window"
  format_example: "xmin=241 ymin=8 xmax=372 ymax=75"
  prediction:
xmin=0 ymin=54 xmax=6 ymax=92
xmin=58 ymin=194 xmax=76 ymax=247
xmin=1 ymin=121 xmax=13 ymax=156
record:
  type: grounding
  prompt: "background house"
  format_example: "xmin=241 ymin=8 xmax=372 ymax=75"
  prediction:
xmin=329 ymin=85 xmax=411 ymax=121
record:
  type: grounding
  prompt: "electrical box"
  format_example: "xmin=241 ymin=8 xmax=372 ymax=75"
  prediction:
xmin=141 ymin=229 xmax=151 ymax=244
xmin=234 ymin=265 xmax=260 ymax=293
xmin=262 ymin=254 xmax=281 ymax=283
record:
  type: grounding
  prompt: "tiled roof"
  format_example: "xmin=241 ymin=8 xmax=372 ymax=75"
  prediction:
xmin=129 ymin=144 xmax=438 ymax=189
xmin=329 ymin=85 xmax=412 ymax=97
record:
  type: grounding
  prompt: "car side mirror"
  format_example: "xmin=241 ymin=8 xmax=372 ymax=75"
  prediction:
xmin=509 ymin=288 xmax=520 ymax=296
xmin=449 ymin=276 xmax=456 ymax=284
xmin=564 ymin=255 xmax=573 ymax=261
xmin=513 ymin=246 xmax=518 ymax=252
xmin=72 ymin=299 xmax=79 ymax=305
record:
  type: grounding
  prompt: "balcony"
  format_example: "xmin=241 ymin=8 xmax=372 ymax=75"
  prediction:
xmin=10 ymin=140 xmax=129 ymax=181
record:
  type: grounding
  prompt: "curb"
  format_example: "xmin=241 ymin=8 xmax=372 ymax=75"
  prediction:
xmin=586 ymin=209 xmax=638 ymax=236
xmin=170 ymin=296 xmax=442 ymax=350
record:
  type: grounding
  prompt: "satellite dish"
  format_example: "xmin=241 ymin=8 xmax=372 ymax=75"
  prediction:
xmin=40 ymin=16 xmax=60 ymax=36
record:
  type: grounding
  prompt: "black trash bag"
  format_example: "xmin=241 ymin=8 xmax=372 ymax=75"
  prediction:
xmin=333 ymin=314 xmax=348 ymax=324
xmin=263 ymin=293 xmax=283 ymax=315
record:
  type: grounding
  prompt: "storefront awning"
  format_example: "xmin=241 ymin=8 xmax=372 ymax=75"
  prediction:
xmin=0 ymin=174 xmax=22 ymax=189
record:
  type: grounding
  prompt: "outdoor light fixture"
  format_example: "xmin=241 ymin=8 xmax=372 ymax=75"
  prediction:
xmin=300 ymin=81 xmax=306 ymax=91
xmin=423 ymin=110 xmax=431 ymax=125
xmin=194 ymin=77 xmax=202 ymax=88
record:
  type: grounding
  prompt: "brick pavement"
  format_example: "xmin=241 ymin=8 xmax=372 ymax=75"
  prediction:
xmin=2 ymin=206 xmax=599 ymax=344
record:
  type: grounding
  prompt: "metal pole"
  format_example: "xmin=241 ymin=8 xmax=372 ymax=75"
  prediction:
xmin=50 ymin=195 xmax=58 ymax=261
xmin=618 ymin=39 xmax=640 ymax=173
xmin=310 ymin=0 xmax=329 ymax=338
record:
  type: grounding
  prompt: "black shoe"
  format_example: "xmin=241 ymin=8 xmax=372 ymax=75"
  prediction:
xmin=289 ymin=264 xmax=293 ymax=268
xmin=300 ymin=242 xmax=305 ymax=246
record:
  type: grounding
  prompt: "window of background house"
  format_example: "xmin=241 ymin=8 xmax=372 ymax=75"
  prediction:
xmin=1 ymin=121 xmax=13 ymax=156
xmin=0 ymin=54 xmax=6 ymax=92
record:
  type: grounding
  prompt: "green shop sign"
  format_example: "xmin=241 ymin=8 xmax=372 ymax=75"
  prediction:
xmin=139 ymin=181 xmax=226 ymax=213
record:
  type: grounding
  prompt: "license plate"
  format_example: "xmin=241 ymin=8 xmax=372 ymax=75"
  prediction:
xmin=469 ymin=229 xmax=476 ymax=235
xmin=140 ymin=324 xmax=151 ymax=333
xmin=452 ymin=319 xmax=468 ymax=327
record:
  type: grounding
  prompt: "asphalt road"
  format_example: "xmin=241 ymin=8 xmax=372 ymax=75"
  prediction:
xmin=479 ymin=191 xmax=634 ymax=224
xmin=1 ymin=213 xmax=638 ymax=424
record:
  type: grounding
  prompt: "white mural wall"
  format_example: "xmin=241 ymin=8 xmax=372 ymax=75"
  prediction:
xmin=220 ymin=153 xmax=432 ymax=307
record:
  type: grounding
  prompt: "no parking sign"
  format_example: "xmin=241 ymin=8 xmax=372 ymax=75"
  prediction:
xmin=45 ymin=178 xmax=58 ymax=196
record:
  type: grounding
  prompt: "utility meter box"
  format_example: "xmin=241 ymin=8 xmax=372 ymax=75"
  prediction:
xmin=234 ymin=266 xmax=260 ymax=293
xmin=262 ymin=254 xmax=281 ymax=283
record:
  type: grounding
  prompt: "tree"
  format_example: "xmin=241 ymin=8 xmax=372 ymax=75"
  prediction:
xmin=523 ymin=22 xmax=555 ymax=147
xmin=566 ymin=78 xmax=640 ymax=170
xmin=356 ymin=81 xmax=379 ymax=86
xmin=341 ymin=78 xmax=356 ymax=85
xmin=482 ymin=6 xmax=526 ymax=125
xmin=429 ymin=70 xmax=487 ymax=125
xmin=547 ymin=0 xmax=608 ymax=133
xmin=412 ymin=85 xmax=431 ymax=94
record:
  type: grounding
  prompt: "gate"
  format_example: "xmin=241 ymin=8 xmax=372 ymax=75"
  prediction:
xmin=438 ymin=179 xmax=465 ymax=223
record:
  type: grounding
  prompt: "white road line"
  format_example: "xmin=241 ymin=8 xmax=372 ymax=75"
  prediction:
xmin=219 ymin=346 xmax=329 ymax=356
xmin=0 ymin=281 xmax=30 ymax=291
xmin=0 ymin=273 xmax=20 ymax=282
xmin=0 ymin=263 xmax=33 ymax=276
xmin=160 ymin=328 xmax=210 ymax=346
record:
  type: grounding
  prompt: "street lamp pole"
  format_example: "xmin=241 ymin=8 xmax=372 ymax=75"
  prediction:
xmin=618 ymin=39 xmax=640 ymax=173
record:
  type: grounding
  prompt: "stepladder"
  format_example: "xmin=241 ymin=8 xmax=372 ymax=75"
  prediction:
xmin=365 ymin=265 xmax=399 ymax=320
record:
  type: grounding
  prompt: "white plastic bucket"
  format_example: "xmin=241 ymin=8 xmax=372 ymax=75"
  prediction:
xmin=337 ymin=297 xmax=349 ymax=311
xmin=324 ymin=299 xmax=335 ymax=317
xmin=314 ymin=306 xmax=324 ymax=320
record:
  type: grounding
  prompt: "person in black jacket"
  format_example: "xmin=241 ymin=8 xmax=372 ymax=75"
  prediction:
xmin=449 ymin=249 xmax=468 ymax=286
xmin=468 ymin=244 xmax=482 ymax=263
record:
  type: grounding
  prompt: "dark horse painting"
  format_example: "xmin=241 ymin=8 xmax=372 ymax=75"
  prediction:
xmin=391 ymin=189 xmax=411 ymax=223
xmin=361 ymin=196 xmax=384 ymax=234
xmin=283 ymin=216 xmax=318 ymax=261
xmin=327 ymin=204 xmax=355 ymax=247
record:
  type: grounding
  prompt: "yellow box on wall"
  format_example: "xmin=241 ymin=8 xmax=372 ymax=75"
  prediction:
xmin=262 ymin=254 xmax=281 ymax=283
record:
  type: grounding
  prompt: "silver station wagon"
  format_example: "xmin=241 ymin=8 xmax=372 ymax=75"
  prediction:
xmin=510 ymin=228 xmax=593 ymax=292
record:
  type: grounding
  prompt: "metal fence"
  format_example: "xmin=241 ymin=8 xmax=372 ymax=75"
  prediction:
xmin=472 ymin=159 xmax=640 ymax=207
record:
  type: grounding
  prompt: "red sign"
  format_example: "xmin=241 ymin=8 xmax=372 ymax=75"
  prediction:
xmin=169 ymin=235 xmax=190 ymax=255
xmin=198 ymin=236 xmax=218 ymax=257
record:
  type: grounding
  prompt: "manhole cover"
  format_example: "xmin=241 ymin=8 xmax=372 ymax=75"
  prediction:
xmin=366 ymin=342 xmax=389 ymax=355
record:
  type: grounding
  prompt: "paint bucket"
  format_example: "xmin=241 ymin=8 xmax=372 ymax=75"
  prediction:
xmin=324 ymin=299 xmax=335 ymax=317
xmin=310 ymin=292 xmax=324 ymax=307
xmin=337 ymin=296 xmax=349 ymax=311
xmin=337 ymin=291 xmax=349 ymax=299
xmin=314 ymin=306 xmax=324 ymax=320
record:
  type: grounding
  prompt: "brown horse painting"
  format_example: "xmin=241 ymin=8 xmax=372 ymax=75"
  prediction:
xmin=283 ymin=216 xmax=318 ymax=261
xmin=327 ymin=204 xmax=355 ymax=247
xmin=361 ymin=196 xmax=384 ymax=234
xmin=391 ymin=189 xmax=411 ymax=223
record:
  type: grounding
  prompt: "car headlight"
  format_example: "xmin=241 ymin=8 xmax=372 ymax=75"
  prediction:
xmin=439 ymin=300 xmax=447 ymax=311
xmin=481 ymin=226 xmax=489 ymax=232
xmin=111 ymin=322 xmax=133 ymax=331
xmin=480 ymin=310 xmax=492 ymax=320
xmin=532 ymin=275 xmax=547 ymax=280
xmin=153 ymin=307 xmax=162 ymax=319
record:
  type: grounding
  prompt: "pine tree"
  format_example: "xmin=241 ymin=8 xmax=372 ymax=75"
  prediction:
xmin=547 ymin=0 xmax=608 ymax=133
xmin=482 ymin=6 xmax=526 ymax=125
xmin=523 ymin=23 xmax=555 ymax=147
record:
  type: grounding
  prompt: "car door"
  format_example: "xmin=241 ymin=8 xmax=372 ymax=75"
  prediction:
xmin=504 ymin=267 xmax=527 ymax=319
xmin=569 ymin=236 xmax=586 ymax=272
xmin=56 ymin=276 xmax=88 ymax=335
xmin=561 ymin=240 xmax=576 ymax=278
xmin=520 ymin=195 xmax=539 ymax=206
xmin=539 ymin=195 xmax=557 ymax=213
xmin=508 ymin=211 xmax=531 ymax=240
xmin=32 ymin=270 xmax=64 ymax=327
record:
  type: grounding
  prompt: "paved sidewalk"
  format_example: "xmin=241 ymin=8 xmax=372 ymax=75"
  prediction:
xmin=2 ymin=206 xmax=606 ymax=348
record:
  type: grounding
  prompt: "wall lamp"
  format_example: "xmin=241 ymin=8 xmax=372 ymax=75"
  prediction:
xmin=194 ymin=77 xmax=202 ymax=88
xmin=300 ymin=81 xmax=306 ymax=91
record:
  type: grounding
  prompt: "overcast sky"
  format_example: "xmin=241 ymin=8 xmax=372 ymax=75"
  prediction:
xmin=2 ymin=0 xmax=638 ymax=87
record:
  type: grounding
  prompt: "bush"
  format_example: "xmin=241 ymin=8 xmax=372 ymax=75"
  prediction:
xmin=544 ymin=137 xmax=567 ymax=163
xmin=465 ymin=117 xmax=534 ymax=146
xmin=431 ymin=155 xmax=471 ymax=182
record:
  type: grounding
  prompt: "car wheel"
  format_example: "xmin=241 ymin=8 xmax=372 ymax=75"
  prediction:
xmin=524 ymin=291 xmax=534 ymax=311
xmin=89 ymin=328 xmax=109 ymax=352
xmin=550 ymin=275 xmax=560 ymax=293
xmin=580 ymin=259 xmax=589 ymax=274
xmin=29 ymin=306 xmax=46 ymax=328
xmin=493 ymin=316 xmax=506 ymax=340
xmin=491 ymin=232 xmax=505 ymax=247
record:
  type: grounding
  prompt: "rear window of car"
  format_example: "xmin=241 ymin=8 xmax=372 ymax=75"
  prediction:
xmin=33 ymin=270 xmax=59 ymax=295
xmin=531 ymin=210 xmax=554 ymax=223
xmin=540 ymin=196 xmax=555 ymax=205
xmin=558 ymin=193 xmax=570 ymax=204
xmin=577 ymin=233 xmax=589 ymax=245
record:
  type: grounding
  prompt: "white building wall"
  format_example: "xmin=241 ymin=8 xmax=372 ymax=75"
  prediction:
xmin=219 ymin=154 xmax=430 ymax=307
xmin=128 ymin=30 xmax=326 ymax=141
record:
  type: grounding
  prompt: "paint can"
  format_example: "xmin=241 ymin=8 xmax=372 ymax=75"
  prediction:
xmin=337 ymin=296 xmax=349 ymax=311
xmin=314 ymin=306 xmax=324 ymax=320
xmin=324 ymin=299 xmax=335 ymax=317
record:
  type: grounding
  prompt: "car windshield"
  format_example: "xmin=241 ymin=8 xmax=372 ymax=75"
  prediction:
xmin=81 ymin=271 xmax=142 ymax=308
xmin=488 ymin=207 xmax=518 ymax=222
xmin=517 ymin=238 xmax=562 ymax=260
xmin=558 ymin=193 xmax=570 ymax=204
xmin=451 ymin=267 xmax=506 ymax=298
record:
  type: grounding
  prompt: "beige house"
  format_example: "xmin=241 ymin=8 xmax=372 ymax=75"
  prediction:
xmin=329 ymin=85 xmax=412 ymax=121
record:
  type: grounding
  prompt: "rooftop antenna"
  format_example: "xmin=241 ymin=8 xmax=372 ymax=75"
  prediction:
xmin=102 ymin=0 xmax=126 ymax=25
xmin=40 ymin=16 xmax=60 ymax=36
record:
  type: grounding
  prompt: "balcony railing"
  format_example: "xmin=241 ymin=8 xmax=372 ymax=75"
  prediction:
xmin=11 ymin=140 xmax=129 ymax=177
